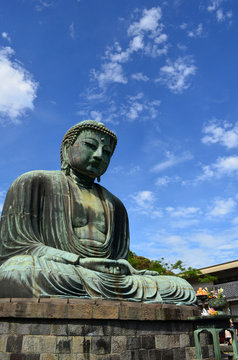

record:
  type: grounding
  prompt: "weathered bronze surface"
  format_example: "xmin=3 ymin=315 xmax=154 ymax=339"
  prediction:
xmin=0 ymin=120 xmax=196 ymax=304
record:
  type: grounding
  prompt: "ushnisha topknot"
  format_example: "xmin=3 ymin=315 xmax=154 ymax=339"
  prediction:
xmin=60 ymin=120 xmax=117 ymax=165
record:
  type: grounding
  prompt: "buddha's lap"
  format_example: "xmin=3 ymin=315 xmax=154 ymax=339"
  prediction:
xmin=0 ymin=255 xmax=195 ymax=302
xmin=0 ymin=255 xmax=87 ymax=280
xmin=0 ymin=256 xmax=192 ymax=289
xmin=0 ymin=255 xmax=87 ymax=297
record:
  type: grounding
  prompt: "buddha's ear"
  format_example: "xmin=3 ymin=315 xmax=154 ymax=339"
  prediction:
xmin=61 ymin=141 xmax=71 ymax=174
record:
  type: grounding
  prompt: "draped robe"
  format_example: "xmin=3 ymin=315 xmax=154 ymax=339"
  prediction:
xmin=0 ymin=170 xmax=196 ymax=304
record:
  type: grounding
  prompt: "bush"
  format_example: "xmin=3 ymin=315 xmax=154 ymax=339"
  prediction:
xmin=128 ymin=251 xmax=216 ymax=283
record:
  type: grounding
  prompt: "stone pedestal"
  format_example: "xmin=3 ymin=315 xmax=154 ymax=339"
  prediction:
xmin=0 ymin=298 xmax=214 ymax=360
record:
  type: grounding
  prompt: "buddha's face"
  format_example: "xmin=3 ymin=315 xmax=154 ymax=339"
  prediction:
xmin=67 ymin=130 xmax=114 ymax=178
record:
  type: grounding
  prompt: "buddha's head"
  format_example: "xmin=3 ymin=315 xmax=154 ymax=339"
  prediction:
xmin=61 ymin=120 xmax=117 ymax=179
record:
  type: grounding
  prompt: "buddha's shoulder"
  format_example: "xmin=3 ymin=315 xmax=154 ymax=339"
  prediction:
xmin=96 ymin=184 xmax=126 ymax=210
xmin=11 ymin=170 xmax=65 ymax=186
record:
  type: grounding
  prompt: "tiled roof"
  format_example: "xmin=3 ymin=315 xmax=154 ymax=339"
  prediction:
xmin=217 ymin=280 xmax=238 ymax=300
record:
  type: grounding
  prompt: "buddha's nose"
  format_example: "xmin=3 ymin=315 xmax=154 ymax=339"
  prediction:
xmin=93 ymin=147 xmax=103 ymax=160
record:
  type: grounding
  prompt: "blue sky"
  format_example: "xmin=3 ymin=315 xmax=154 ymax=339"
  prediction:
xmin=0 ymin=0 xmax=238 ymax=269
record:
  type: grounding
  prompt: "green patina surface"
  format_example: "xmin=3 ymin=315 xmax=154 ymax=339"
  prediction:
xmin=0 ymin=120 xmax=196 ymax=304
xmin=192 ymin=316 xmax=238 ymax=359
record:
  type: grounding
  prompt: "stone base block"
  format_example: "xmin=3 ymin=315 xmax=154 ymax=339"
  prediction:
xmin=0 ymin=298 xmax=213 ymax=360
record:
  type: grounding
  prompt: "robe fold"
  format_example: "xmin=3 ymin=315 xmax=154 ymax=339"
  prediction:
xmin=0 ymin=170 xmax=196 ymax=304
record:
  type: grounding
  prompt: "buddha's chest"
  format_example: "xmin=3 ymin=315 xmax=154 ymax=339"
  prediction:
xmin=70 ymin=185 xmax=107 ymax=235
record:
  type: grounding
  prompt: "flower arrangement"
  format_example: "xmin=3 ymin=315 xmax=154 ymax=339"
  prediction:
xmin=208 ymin=308 xmax=218 ymax=316
xmin=196 ymin=287 xmax=207 ymax=296
xmin=205 ymin=287 xmax=225 ymax=299
xmin=196 ymin=287 xmax=227 ymax=316
xmin=196 ymin=287 xmax=225 ymax=299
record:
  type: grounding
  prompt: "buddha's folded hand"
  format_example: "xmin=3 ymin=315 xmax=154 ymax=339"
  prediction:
xmin=78 ymin=257 xmax=144 ymax=275
xmin=117 ymin=259 xmax=158 ymax=276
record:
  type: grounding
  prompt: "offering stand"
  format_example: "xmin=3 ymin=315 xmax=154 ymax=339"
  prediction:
xmin=190 ymin=315 xmax=238 ymax=360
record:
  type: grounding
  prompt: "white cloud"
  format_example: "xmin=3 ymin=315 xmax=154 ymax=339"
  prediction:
xmin=129 ymin=190 xmax=162 ymax=218
xmin=123 ymin=7 xmax=167 ymax=58
xmin=127 ymin=102 xmax=143 ymax=121
xmin=123 ymin=93 xmax=144 ymax=121
xmin=35 ymin=0 xmax=54 ymax=11
xmin=69 ymin=22 xmax=75 ymax=39
xmin=0 ymin=47 xmax=38 ymax=124
xmin=214 ymin=156 xmax=238 ymax=174
xmin=155 ymin=175 xmax=180 ymax=187
xmin=202 ymin=120 xmax=238 ymax=149
xmin=131 ymin=190 xmax=154 ymax=208
xmin=78 ymin=99 xmax=120 ymax=125
xmin=90 ymin=110 xmax=102 ymax=122
xmin=208 ymin=198 xmax=236 ymax=217
xmin=110 ymin=165 xmax=140 ymax=175
xmin=129 ymin=93 xmax=144 ymax=101
xmin=198 ymin=155 xmax=238 ymax=181
xmin=188 ymin=23 xmax=203 ymax=38
xmin=1 ymin=32 xmax=11 ymax=43
xmin=180 ymin=23 xmax=187 ymax=30
xmin=216 ymin=8 xmax=225 ymax=21
xmin=151 ymin=151 xmax=193 ymax=173
xmin=128 ymin=7 xmax=162 ymax=37
xmin=157 ymin=56 xmax=196 ymax=94
xmin=100 ymin=113 xmax=119 ymax=125
xmin=106 ymin=43 xmax=130 ymax=63
xmin=131 ymin=72 xmax=149 ymax=82
xmin=80 ymin=92 xmax=160 ymax=124
xmin=93 ymin=62 xmax=127 ymax=88
xmin=129 ymin=35 xmax=144 ymax=52
xmin=120 ymin=93 xmax=160 ymax=122
xmin=155 ymin=176 xmax=170 ymax=186
xmin=91 ymin=7 xmax=168 ymax=89
xmin=110 ymin=166 xmax=124 ymax=175
xmin=180 ymin=21 xmax=204 ymax=38
xmin=155 ymin=33 xmax=167 ymax=44
xmin=177 ymin=43 xmax=187 ymax=51
xmin=80 ymin=86 xmax=106 ymax=102
xmin=206 ymin=0 xmax=232 ymax=23
xmin=166 ymin=206 xmax=200 ymax=217
xmin=216 ymin=8 xmax=232 ymax=22
xmin=144 ymin=41 xmax=168 ymax=58
xmin=207 ymin=0 xmax=223 ymax=12
xmin=142 ymin=227 xmax=238 ymax=268
xmin=197 ymin=165 xmax=215 ymax=181
xmin=169 ymin=218 xmax=200 ymax=229
xmin=127 ymin=165 xmax=141 ymax=175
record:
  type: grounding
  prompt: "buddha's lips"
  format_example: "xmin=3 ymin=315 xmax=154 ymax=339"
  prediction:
xmin=89 ymin=161 xmax=102 ymax=168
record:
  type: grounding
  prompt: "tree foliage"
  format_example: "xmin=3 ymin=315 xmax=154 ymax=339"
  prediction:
xmin=128 ymin=251 xmax=216 ymax=283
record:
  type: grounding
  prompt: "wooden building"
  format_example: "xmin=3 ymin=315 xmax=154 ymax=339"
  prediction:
xmin=192 ymin=260 xmax=238 ymax=317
